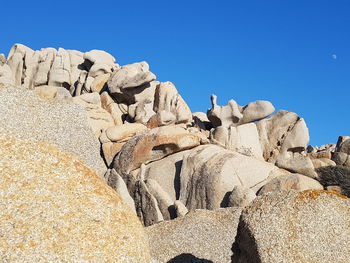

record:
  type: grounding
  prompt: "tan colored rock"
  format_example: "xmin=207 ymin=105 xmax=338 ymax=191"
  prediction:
xmin=101 ymin=141 xmax=125 ymax=166
xmin=100 ymin=91 xmax=124 ymax=126
xmin=48 ymin=48 xmax=71 ymax=88
xmin=134 ymin=180 xmax=164 ymax=226
xmin=34 ymin=85 xmax=71 ymax=100
xmin=240 ymin=100 xmax=275 ymax=124
xmin=105 ymin=123 xmax=147 ymax=142
xmin=73 ymin=92 xmax=114 ymax=137
xmin=179 ymin=145 xmax=285 ymax=210
xmin=257 ymin=110 xmax=310 ymax=163
xmin=308 ymin=151 xmax=332 ymax=160
xmin=207 ymin=94 xmax=243 ymax=127
xmin=228 ymin=185 xmax=256 ymax=207
xmin=91 ymin=73 xmax=110 ymax=93
xmin=104 ymin=169 xmax=136 ymax=213
xmin=276 ymin=152 xmax=317 ymax=178
xmin=258 ymin=173 xmax=323 ymax=195
xmin=0 ymin=135 xmax=151 ymax=262
xmin=146 ymin=207 xmax=243 ymax=263
xmin=83 ymin=49 xmax=116 ymax=65
xmin=174 ymin=200 xmax=189 ymax=217
xmin=311 ymin=158 xmax=336 ymax=169
xmin=210 ymin=123 xmax=264 ymax=160
xmin=233 ymin=190 xmax=350 ymax=263
xmin=108 ymin=61 xmax=156 ymax=92
xmin=113 ymin=126 xmax=202 ymax=175
xmin=0 ymin=85 xmax=106 ymax=176
xmin=153 ymin=81 xmax=192 ymax=125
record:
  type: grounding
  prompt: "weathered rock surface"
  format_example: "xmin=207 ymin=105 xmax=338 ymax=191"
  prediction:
xmin=0 ymin=135 xmax=150 ymax=262
xmin=72 ymin=92 xmax=115 ymax=137
xmin=179 ymin=145 xmax=285 ymax=210
xmin=108 ymin=61 xmax=156 ymax=92
xmin=258 ymin=173 xmax=323 ymax=195
xmin=210 ymin=123 xmax=263 ymax=160
xmin=332 ymin=136 xmax=350 ymax=167
xmin=207 ymin=94 xmax=243 ymax=127
xmin=0 ymin=85 xmax=106 ymax=176
xmin=147 ymin=208 xmax=242 ymax=263
xmin=114 ymin=125 xmax=202 ymax=175
xmin=153 ymin=81 xmax=192 ymax=125
xmin=240 ymin=100 xmax=275 ymax=124
xmin=233 ymin=190 xmax=350 ymax=263
xmin=227 ymin=185 xmax=256 ymax=207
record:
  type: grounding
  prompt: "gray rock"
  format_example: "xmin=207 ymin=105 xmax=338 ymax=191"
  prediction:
xmin=240 ymin=100 xmax=275 ymax=124
xmin=276 ymin=152 xmax=317 ymax=178
xmin=258 ymin=173 xmax=323 ymax=195
xmin=113 ymin=126 xmax=202 ymax=175
xmin=332 ymin=136 xmax=350 ymax=167
xmin=210 ymin=123 xmax=264 ymax=160
xmin=0 ymin=85 xmax=106 ymax=176
xmin=108 ymin=61 xmax=156 ymax=92
xmin=104 ymin=169 xmax=136 ymax=213
xmin=147 ymin=207 xmax=243 ymax=263
xmin=153 ymin=81 xmax=192 ymax=125
xmin=83 ymin=49 xmax=116 ymax=65
xmin=207 ymin=94 xmax=243 ymax=127
xmin=179 ymin=145 xmax=285 ymax=210
xmin=228 ymin=185 xmax=256 ymax=207
xmin=233 ymin=190 xmax=350 ymax=263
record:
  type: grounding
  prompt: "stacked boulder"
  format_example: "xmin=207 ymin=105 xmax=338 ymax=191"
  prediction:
xmin=1 ymin=44 xmax=349 ymax=262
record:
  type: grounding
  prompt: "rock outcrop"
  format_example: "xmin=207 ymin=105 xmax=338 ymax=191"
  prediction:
xmin=147 ymin=208 xmax=242 ymax=263
xmin=0 ymin=85 xmax=106 ymax=176
xmin=0 ymin=134 xmax=150 ymax=262
xmin=233 ymin=190 xmax=350 ymax=263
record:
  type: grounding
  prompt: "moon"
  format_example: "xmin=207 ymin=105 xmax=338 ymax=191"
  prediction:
xmin=332 ymin=54 xmax=337 ymax=60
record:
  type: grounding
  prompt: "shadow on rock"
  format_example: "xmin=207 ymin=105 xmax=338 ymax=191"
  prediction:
xmin=167 ymin=253 xmax=214 ymax=263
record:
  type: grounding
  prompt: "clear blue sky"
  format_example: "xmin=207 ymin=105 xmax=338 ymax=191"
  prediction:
xmin=1 ymin=0 xmax=349 ymax=146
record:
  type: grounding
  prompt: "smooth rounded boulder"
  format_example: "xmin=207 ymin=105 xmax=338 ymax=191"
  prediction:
xmin=0 ymin=135 xmax=151 ymax=262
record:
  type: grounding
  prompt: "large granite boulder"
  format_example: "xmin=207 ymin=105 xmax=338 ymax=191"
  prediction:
xmin=0 ymin=85 xmax=106 ymax=176
xmin=0 ymin=135 xmax=150 ymax=262
xmin=233 ymin=190 xmax=350 ymax=263
xmin=179 ymin=145 xmax=286 ymax=210
xmin=113 ymin=125 xmax=202 ymax=175
xmin=147 ymin=207 xmax=242 ymax=263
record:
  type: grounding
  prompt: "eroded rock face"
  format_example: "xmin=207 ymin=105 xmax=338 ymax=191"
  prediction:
xmin=72 ymin=92 xmax=115 ymax=137
xmin=179 ymin=145 xmax=285 ymax=210
xmin=332 ymin=136 xmax=350 ymax=167
xmin=113 ymin=125 xmax=202 ymax=175
xmin=258 ymin=173 xmax=323 ymax=195
xmin=3 ymin=44 xmax=119 ymax=96
xmin=146 ymin=207 xmax=242 ymax=263
xmin=153 ymin=81 xmax=192 ymax=125
xmin=0 ymin=135 xmax=151 ymax=263
xmin=233 ymin=190 xmax=350 ymax=263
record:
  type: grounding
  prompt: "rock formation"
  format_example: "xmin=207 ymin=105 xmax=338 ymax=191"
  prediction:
xmin=0 ymin=43 xmax=348 ymax=262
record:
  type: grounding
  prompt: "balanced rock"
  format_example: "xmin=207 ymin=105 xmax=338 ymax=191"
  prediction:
xmin=233 ymin=190 xmax=350 ymax=263
xmin=147 ymin=207 xmax=242 ymax=263
xmin=108 ymin=61 xmax=156 ymax=92
xmin=0 ymin=135 xmax=150 ymax=262
xmin=207 ymin=94 xmax=243 ymax=127
xmin=240 ymin=100 xmax=275 ymax=124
